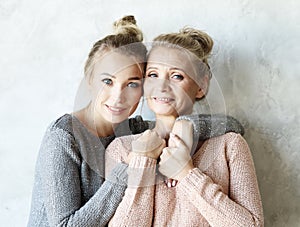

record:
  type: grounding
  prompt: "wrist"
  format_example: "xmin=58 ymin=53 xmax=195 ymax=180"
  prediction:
xmin=174 ymin=160 xmax=194 ymax=181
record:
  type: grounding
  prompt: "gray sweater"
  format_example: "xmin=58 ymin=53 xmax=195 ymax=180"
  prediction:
xmin=27 ymin=114 xmax=134 ymax=227
xmin=28 ymin=113 xmax=244 ymax=227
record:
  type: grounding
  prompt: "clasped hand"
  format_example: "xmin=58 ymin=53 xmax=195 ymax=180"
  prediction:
xmin=158 ymin=133 xmax=194 ymax=181
xmin=129 ymin=130 xmax=166 ymax=161
xmin=129 ymin=119 xmax=194 ymax=182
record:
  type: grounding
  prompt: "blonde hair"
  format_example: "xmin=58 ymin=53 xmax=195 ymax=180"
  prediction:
xmin=150 ymin=27 xmax=213 ymax=78
xmin=84 ymin=15 xmax=147 ymax=79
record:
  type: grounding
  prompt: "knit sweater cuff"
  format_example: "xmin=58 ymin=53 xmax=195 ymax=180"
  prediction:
xmin=109 ymin=162 xmax=128 ymax=186
xmin=178 ymin=168 xmax=207 ymax=193
xmin=178 ymin=167 xmax=221 ymax=200
xmin=175 ymin=115 xmax=202 ymax=156
xmin=128 ymin=155 xmax=157 ymax=187
xmin=176 ymin=115 xmax=201 ymax=138
xmin=129 ymin=155 xmax=157 ymax=168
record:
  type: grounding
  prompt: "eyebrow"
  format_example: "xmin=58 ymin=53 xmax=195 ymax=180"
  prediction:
xmin=128 ymin=76 xmax=143 ymax=80
xmin=170 ymin=67 xmax=185 ymax=72
xmin=146 ymin=66 xmax=158 ymax=70
xmin=100 ymin=73 xmax=114 ymax=77
xmin=146 ymin=66 xmax=186 ymax=73
xmin=99 ymin=73 xmax=142 ymax=80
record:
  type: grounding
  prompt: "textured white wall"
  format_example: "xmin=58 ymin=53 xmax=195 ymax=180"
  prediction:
xmin=1 ymin=0 xmax=299 ymax=226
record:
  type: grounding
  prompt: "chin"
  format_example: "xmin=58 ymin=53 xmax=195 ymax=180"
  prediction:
xmin=104 ymin=115 xmax=127 ymax=124
xmin=153 ymin=109 xmax=177 ymax=117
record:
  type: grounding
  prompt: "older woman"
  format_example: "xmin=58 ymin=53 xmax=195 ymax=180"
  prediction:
xmin=105 ymin=27 xmax=263 ymax=226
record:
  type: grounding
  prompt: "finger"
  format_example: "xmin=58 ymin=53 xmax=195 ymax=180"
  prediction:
xmin=160 ymin=147 xmax=171 ymax=162
xmin=161 ymin=139 xmax=166 ymax=148
xmin=141 ymin=129 xmax=152 ymax=137
xmin=133 ymin=131 xmax=163 ymax=153
xmin=171 ymin=179 xmax=178 ymax=187
xmin=166 ymin=178 xmax=173 ymax=188
xmin=169 ymin=133 xmax=187 ymax=148
xmin=172 ymin=120 xmax=193 ymax=150
xmin=151 ymin=129 xmax=160 ymax=138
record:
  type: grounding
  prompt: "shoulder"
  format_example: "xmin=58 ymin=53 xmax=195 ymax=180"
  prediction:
xmin=223 ymin=132 xmax=249 ymax=149
xmin=203 ymin=132 xmax=250 ymax=156
xmin=206 ymin=132 xmax=246 ymax=145
xmin=46 ymin=113 xmax=88 ymax=140
xmin=41 ymin=114 xmax=78 ymax=152
xmin=47 ymin=114 xmax=74 ymax=134
xmin=210 ymin=132 xmax=252 ymax=162
xmin=38 ymin=114 xmax=82 ymax=166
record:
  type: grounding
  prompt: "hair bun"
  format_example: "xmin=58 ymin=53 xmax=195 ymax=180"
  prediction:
xmin=113 ymin=15 xmax=143 ymax=42
xmin=114 ymin=15 xmax=136 ymax=27
xmin=180 ymin=27 xmax=213 ymax=57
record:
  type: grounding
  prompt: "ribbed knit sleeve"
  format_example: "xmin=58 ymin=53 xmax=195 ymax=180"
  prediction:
xmin=176 ymin=114 xmax=245 ymax=140
xmin=105 ymin=136 xmax=157 ymax=227
xmin=32 ymin=127 xmax=128 ymax=227
xmin=129 ymin=114 xmax=245 ymax=139
xmin=177 ymin=133 xmax=264 ymax=227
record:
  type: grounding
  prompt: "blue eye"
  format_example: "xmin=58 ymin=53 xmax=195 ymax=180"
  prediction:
xmin=171 ymin=74 xmax=184 ymax=81
xmin=128 ymin=82 xmax=140 ymax=88
xmin=147 ymin=73 xmax=158 ymax=78
xmin=102 ymin=78 xmax=112 ymax=85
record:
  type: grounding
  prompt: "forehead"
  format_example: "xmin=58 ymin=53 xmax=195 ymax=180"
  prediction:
xmin=147 ymin=46 xmax=195 ymax=71
xmin=94 ymin=51 xmax=142 ymax=75
xmin=148 ymin=47 xmax=202 ymax=83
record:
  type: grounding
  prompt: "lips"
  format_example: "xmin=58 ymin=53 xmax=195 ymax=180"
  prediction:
xmin=105 ymin=104 xmax=127 ymax=115
xmin=152 ymin=97 xmax=174 ymax=104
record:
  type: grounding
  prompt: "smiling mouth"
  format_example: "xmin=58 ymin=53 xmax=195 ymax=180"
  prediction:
xmin=105 ymin=105 xmax=127 ymax=114
xmin=153 ymin=97 xmax=175 ymax=103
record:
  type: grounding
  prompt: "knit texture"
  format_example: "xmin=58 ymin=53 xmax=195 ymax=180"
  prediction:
xmin=105 ymin=132 xmax=264 ymax=227
xmin=28 ymin=114 xmax=130 ymax=227
xmin=28 ymin=113 xmax=245 ymax=226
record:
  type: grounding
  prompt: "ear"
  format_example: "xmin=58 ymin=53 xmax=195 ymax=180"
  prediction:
xmin=195 ymin=75 xmax=210 ymax=99
xmin=195 ymin=88 xmax=205 ymax=99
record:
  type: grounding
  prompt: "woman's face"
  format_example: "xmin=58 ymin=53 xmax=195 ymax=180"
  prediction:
xmin=89 ymin=51 xmax=143 ymax=124
xmin=145 ymin=47 xmax=204 ymax=117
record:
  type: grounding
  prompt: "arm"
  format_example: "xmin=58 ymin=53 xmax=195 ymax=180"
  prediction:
xmin=176 ymin=114 xmax=245 ymax=139
xmin=105 ymin=131 xmax=164 ymax=227
xmin=38 ymin=128 xmax=128 ymax=227
xmin=108 ymin=156 xmax=157 ymax=227
xmin=177 ymin=134 xmax=264 ymax=227
xmin=129 ymin=114 xmax=244 ymax=139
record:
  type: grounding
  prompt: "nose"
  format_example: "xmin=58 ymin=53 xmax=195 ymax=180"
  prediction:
xmin=111 ymin=85 xmax=125 ymax=103
xmin=158 ymin=78 xmax=170 ymax=92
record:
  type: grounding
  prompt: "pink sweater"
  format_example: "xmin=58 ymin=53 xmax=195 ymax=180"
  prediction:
xmin=105 ymin=132 xmax=264 ymax=226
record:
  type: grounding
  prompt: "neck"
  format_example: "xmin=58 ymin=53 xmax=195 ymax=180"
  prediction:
xmin=153 ymin=114 xmax=176 ymax=139
xmin=75 ymin=103 xmax=115 ymax=137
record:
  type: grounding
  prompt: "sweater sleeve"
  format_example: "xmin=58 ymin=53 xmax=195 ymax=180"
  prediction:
xmin=38 ymin=128 xmax=128 ymax=227
xmin=129 ymin=114 xmax=244 ymax=139
xmin=105 ymin=138 xmax=157 ymax=227
xmin=176 ymin=114 xmax=245 ymax=140
xmin=177 ymin=134 xmax=264 ymax=227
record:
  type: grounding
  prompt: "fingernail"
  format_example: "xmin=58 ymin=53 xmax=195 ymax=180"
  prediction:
xmin=172 ymin=180 xmax=176 ymax=187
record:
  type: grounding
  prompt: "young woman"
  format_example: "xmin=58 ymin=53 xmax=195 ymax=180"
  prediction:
xmin=27 ymin=15 xmax=147 ymax=227
xmin=105 ymin=28 xmax=264 ymax=226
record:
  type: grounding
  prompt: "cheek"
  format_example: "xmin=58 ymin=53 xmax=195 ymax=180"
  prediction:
xmin=127 ymin=88 xmax=143 ymax=104
xmin=180 ymin=82 xmax=198 ymax=100
xmin=173 ymin=85 xmax=195 ymax=112
xmin=143 ymin=80 xmax=154 ymax=97
xmin=92 ymin=85 xmax=106 ymax=101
